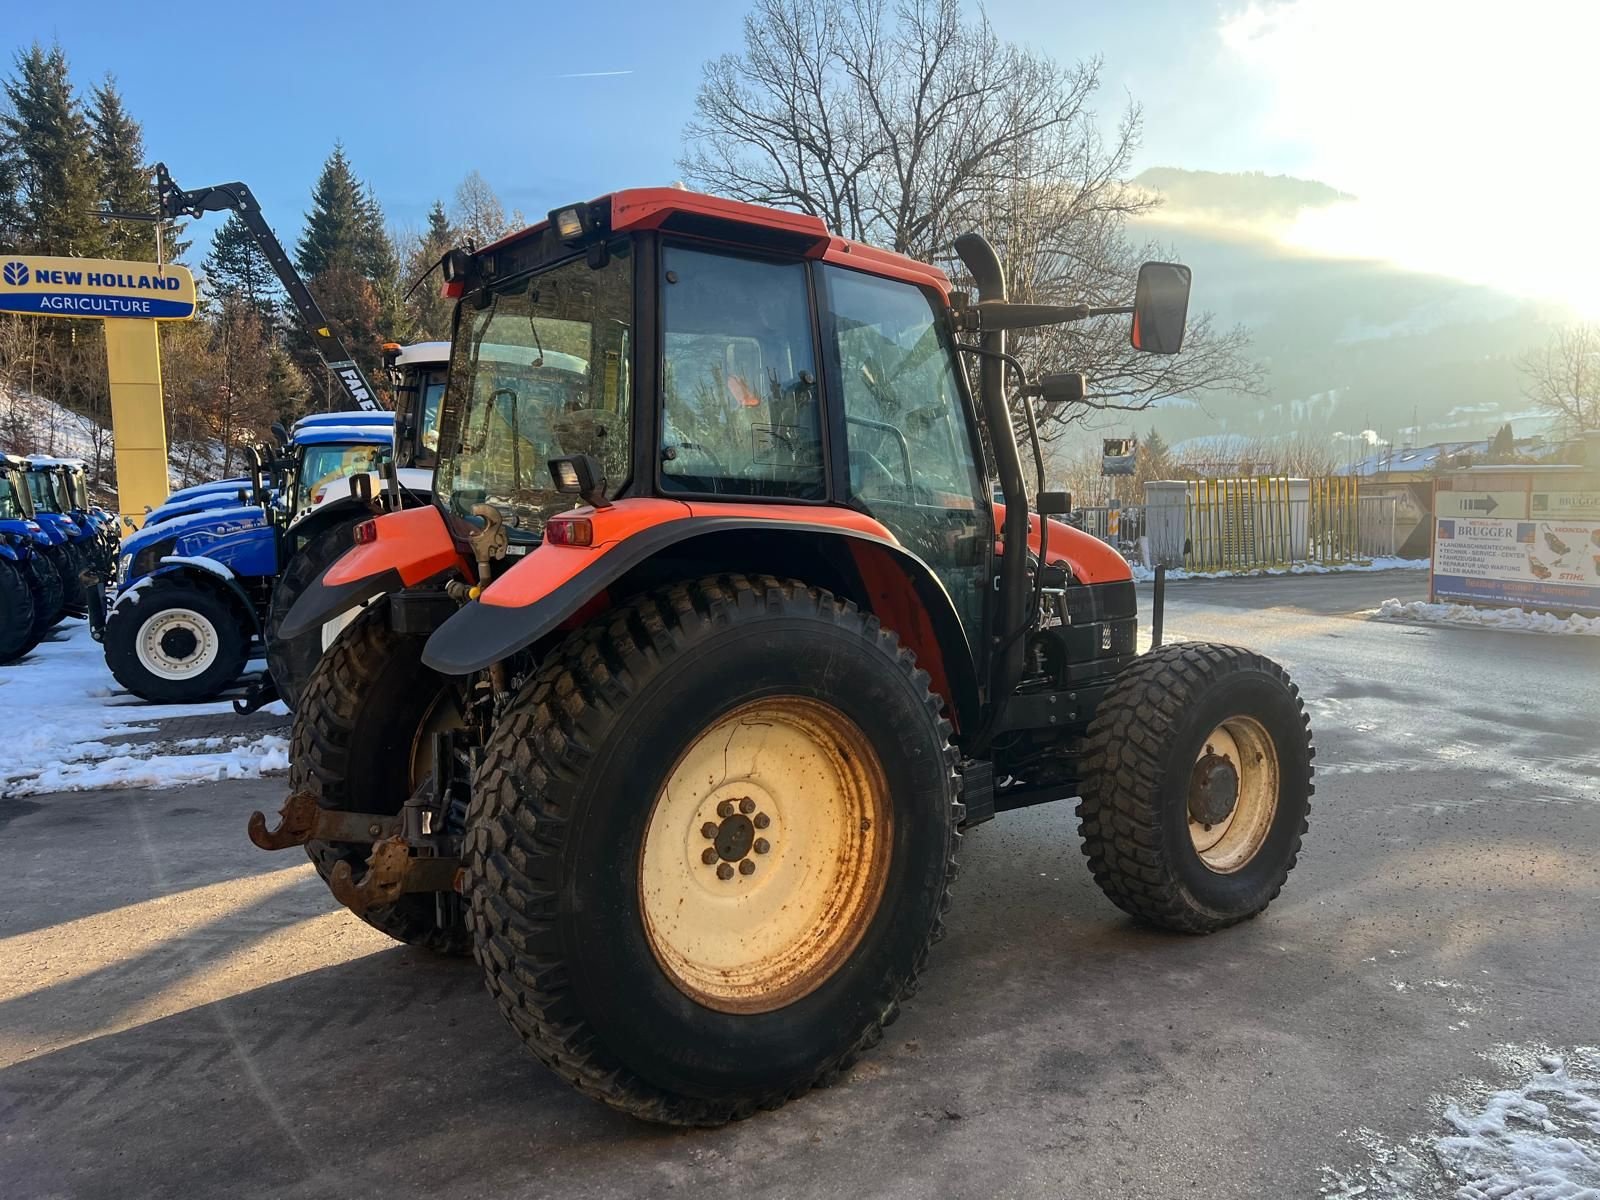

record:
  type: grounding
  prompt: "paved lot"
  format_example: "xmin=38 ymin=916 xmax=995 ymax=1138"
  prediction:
xmin=3 ymin=570 xmax=1598 ymax=1199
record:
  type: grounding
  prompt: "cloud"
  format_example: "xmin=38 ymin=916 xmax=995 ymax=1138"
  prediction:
xmin=554 ymin=69 xmax=634 ymax=79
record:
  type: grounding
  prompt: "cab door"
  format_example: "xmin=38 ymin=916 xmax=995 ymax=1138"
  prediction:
xmin=817 ymin=264 xmax=992 ymax=645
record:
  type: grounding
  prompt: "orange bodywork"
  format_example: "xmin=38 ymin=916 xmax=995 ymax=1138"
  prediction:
xmin=479 ymin=498 xmax=897 ymax=608
xmin=992 ymin=503 xmax=1132 ymax=585
xmin=324 ymin=505 xmax=473 ymax=588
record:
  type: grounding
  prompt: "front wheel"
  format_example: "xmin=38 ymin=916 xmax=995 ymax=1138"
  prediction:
xmin=26 ymin=551 xmax=65 ymax=638
xmin=266 ymin=515 xmax=364 ymax=713
xmin=103 ymin=581 xmax=250 ymax=703
xmin=1077 ymin=642 xmax=1314 ymax=933
xmin=0 ymin=558 xmax=39 ymax=663
xmin=466 ymin=575 xmax=961 ymax=1126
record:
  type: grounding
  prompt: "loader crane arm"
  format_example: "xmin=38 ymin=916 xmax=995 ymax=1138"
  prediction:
xmin=153 ymin=162 xmax=383 ymax=412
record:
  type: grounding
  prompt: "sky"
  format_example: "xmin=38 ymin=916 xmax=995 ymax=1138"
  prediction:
xmin=7 ymin=0 xmax=1594 ymax=315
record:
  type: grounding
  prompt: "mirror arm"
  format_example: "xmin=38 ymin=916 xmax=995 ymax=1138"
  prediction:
xmin=955 ymin=300 xmax=1132 ymax=333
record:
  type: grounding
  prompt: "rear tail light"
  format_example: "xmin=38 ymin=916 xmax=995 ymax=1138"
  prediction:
xmin=544 ymin=517 xmax=593 ymax=547
xmin=353 ymin=519 xmax=378 ymax=545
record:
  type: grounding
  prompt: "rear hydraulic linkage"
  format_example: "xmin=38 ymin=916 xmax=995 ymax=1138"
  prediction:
xmin=247 ymin=731 xmax=467 ymax=917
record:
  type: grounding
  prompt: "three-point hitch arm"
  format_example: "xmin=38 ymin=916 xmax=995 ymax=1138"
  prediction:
xmin=154 ymin=163 xmax=383 ymax=413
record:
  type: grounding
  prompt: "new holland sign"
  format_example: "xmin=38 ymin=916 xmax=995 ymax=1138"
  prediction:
xmin=0 ymin=254 xmax=196 ymax=320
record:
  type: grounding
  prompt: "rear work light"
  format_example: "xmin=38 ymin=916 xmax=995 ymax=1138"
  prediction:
xmin=544 ymin=517 xmax=593 ymax=547
xmin=353 ymin=519 xmax=378 ymax=545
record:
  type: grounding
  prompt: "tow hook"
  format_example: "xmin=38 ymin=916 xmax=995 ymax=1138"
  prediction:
xmin=327 ymin=838 xmax=462 ymax=916
xmin=246 ymin=790 xmax=401 ymax=850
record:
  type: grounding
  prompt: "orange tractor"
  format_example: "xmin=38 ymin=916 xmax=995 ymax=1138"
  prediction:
xmin=261 ymin=189 xmax=1314 ymax=1125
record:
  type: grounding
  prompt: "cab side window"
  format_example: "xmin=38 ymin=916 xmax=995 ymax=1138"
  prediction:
xmin=659 ymin=246 xmax=824 ymax=499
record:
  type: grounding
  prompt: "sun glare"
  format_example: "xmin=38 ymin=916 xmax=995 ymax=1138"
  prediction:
xmin=1220 ymin=0 xmax=1600 ymax=317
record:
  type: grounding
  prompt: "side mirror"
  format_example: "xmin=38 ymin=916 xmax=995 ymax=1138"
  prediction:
xmin=1035 ymin=372 xmax=1087 ymax=405
xmin=271 ymin=421 xmax=289 ymax=447
xmin=1131 ymin=262 xmax=1191 ymax=355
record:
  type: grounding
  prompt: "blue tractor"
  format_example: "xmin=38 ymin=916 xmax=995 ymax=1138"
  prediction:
xmin=0 ymin=452 xmax=70 ymax=661
xmin=99 ymin=415 xmax=411 ymax=705
xmin=20 ymin=457 xmax=97 ymax=620
xmin=28 ymin=456 xmax=119 ymax=577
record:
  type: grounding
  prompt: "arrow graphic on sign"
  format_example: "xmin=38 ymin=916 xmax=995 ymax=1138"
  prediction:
xmin=1462 ymin=496 xmax=1499 ymax=513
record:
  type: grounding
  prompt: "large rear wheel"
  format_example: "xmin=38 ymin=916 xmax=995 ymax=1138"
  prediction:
xmin=293 ymin=603 xmax=470 ymax=954
xmin=1077 ymin=642 xmax=1314 ymax=933
xmin=266 ymin=514 xmax=365 ymax=713
xmin=26 ymin=551 xmax=64 ymax=638
xmin=466 ymin=575 xmax=961 ymax=1125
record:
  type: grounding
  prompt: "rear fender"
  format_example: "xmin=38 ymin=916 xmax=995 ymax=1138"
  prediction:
xmin=0 ymin=542 xmax=18 ymax=562
xmin=420 ymin=499 xmax=979 ymax=729
xmin=278 ymin=504 xmax=472 ymax=641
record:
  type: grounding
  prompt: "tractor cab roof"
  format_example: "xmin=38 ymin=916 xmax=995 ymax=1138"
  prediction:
xmin=292 ymin=423 xmax=394 ymax=448
xmin=23 ymin=454 xmax=85 ymax=470
xmin=0 ymin=451 xmax=28 ymax=471
xmin=292 ymin=411 xmax=394 ymax=432
xmin=476 ymin=187 xmax=950 ymax=297
xmin=394 ymin=341 xmax=451 ymax=367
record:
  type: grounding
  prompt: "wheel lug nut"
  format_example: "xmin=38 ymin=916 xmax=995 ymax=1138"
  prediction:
xmin=753 ymin=813 xmax=770 ymax=829
xmin=739 ymin=798 xmax=755 ymax=814
xmin=738 ymin=860 xmax=755 ymax=876
xmin=717 ymin=862 xmax=734 ymax=880
xmin=701 ymin=847 xmax=718 ymax=865
xmin=754 ymin=838 xmax=769 ymax=854
xmin=701 ymin=822 xmax=718 ymax=839
xmin=717 ymin=800 xmax=735 ymax=818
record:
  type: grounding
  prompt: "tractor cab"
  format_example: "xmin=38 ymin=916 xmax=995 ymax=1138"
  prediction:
xmin=265 ymin=187 xmax=1316 ymax=1128
xmin=21 ymin=457 xmax=88 ymax=551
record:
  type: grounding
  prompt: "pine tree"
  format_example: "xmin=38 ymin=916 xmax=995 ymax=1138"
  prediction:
xmin=88 ymin=75 xmax=154 ymax=259
xmin=205 ymin=211 xmax=280 ymax=326
xmin=405 ymin=199 xmax=457 ymax=340
xmin=1 ymin=43 xmax=103 ymax=256
xmin=295 ymin=143 xmax=366 ymax=277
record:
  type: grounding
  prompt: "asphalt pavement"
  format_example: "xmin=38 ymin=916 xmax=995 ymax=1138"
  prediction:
xmin=3 ymin=569 xmax=1598 ymax=1199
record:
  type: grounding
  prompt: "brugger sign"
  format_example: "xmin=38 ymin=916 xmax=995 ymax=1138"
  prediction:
xmin=0 ymin=254 xmax=196 ymax=320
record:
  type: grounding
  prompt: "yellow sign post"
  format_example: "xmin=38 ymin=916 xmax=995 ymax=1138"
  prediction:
xmin=0 ymin=254 xmax=197 ymax=528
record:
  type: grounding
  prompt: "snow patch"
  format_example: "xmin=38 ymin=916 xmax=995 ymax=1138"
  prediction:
xmin=1131 ymin=557 xmax=1429 ymax=583
xmin=1321 ymin=1046 xmax=1600 ymax=1199
xmin=1372 ymin=599 xmax=1600 ymax=637
xmin=0 ymin=622 xmax=288 ymax=797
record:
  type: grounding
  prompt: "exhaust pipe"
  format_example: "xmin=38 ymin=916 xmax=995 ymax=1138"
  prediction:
xmin=954 ymin=232 xmax=1029 ymax=722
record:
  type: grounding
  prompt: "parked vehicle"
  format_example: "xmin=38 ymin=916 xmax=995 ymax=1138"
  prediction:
xmin=99 ymin=417 xmax=401 ymax=704
xmin=258 ymin=188 xmax=1316 ymax=1125
xmin=20 ymin=457 xmax=94 ymax=619
xmin=0 ymin=453 xmax=65 ymax=661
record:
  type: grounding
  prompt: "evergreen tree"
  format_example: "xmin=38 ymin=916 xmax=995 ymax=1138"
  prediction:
xmin=1 ymin=43 xmax=103 ymax=255
xmin=204 ymin=211 xmax=280 ymax=326
xmin=405 ymin=199 xmax=456 ymax=339
xmin=295 ymin=143 xmax=366 ymax=277
xmin=88 ymin=75 xmax=154 ymax=259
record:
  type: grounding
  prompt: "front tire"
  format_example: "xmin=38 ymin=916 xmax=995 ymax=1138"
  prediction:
xmin=466 ymin=575 xmax=961 ymax=1126
xmin=26 ymin=551 xmax=65 ymax=638
xmin=266 ymin=515 xmax=364 ymax=713
xmin=103 ymin=580 xmax=249 ymax=703
xmin=293 ymin=604 xmax=471 ymax=955
xmin=1077 ymin=642 xmax=1314 ymax=933
xmin=0 ymin=558 xmax=39 ymax=663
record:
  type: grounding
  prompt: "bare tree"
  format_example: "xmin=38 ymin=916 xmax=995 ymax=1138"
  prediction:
xmin=1520 ymin=325 xmax=1600 ymax=438
xmin=682 ymin=0 xmax=1260 ymax=435
xmin=452 ymin=171 xmax=524 ymax=249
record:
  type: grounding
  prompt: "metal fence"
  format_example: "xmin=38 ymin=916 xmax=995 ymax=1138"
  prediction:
xmin=1112 ymin=477 xmax=1400 ymax=571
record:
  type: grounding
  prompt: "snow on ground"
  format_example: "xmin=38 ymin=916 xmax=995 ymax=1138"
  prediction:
xmin=0 ymin=620 xmax=288 ymax=798
xmin=1130 ymin=556 xmax=1429 ymax=583
xmin=1321 ymin=1045 xmax=1600 ymax=1199
xmin=1372 ymin=598 xmax=1600 ymax=637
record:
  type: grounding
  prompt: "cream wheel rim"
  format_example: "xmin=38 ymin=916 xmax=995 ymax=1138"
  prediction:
xmin=1187 ymin=716 xmax=1279 ymax=873
xmin=135 ymin=608 xmax=219 ymax=680
xmin=639 ymin=697 xmax=891 ymax=1014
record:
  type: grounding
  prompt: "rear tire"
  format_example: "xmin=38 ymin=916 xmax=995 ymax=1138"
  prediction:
xmin=266 ymin=515 xmax=364 ymax=713
xmin=293 ymin=603 xmax=471 ymax=955
xmin=1077 ymin=642 xmax=1314 ymax=933
xmin=466 ymin=574 xmax=961 ymax=1126
xmin=0 ymin=558 xmax=39 ymax=663
xmin=103 ymin=580 xmax=249 ymax=703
